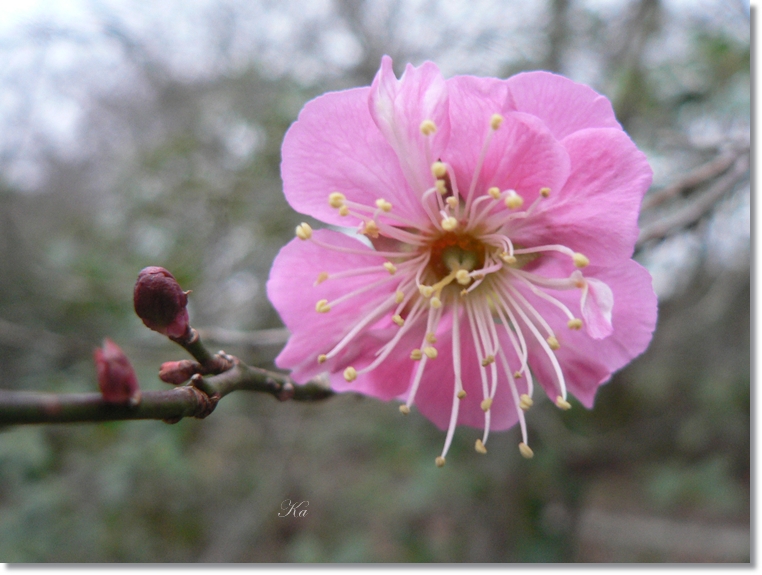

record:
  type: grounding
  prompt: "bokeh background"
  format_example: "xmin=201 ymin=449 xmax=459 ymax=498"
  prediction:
xmin=0 ymin=0 xmax=750 ymax=563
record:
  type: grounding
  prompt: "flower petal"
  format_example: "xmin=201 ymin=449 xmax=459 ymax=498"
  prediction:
xmin=581 ymin=276 xmax=614 ymax=339
xmin=506 ymin=71 xmax=621 ymax=140
xmin=369 ymin=55 xmax=451 ymax=195
xmin=281 ymin=87 xmax=428 ymax=226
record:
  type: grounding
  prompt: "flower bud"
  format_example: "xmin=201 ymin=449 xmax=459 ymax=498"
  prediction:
xmin=133 ymin=267 xmax=190 ymax=338
xmin=159 ymin=360 xmax=200 ymax=385
xmin=94 ymin=339 xmax=141 ymax=405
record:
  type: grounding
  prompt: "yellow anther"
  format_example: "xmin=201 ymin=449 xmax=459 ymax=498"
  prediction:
xmin=514 ymin=370 xmax=522 ymax=379
xmin=328 ymin=192 xmax=346 ymax=208
xmin=395 ymin=290 xmax=405 ymax=304
xmin=488 ymin=187 xmax=501 ymax=199
xmin=425 ymin=332 xmax=437 ymax=344
xmin=546 ymin=336 xmax=560 ymax=350
xmin=567 ymin=318 xmax=583 ymax=330
xmin=540 ymin=187 xmax=551 ymax=198
xmin=295 ymin=223 xmax=312 ymax=240
xmin=375 ymin=198 xmax=392 ymax=212
xmin=317 ymin=354 xmax=327 ymax=364
xmin=519 ymin=442 xmax=534 ymax=459
xmin=480 ymin=397 xmax=493 ymax=412
xmin=315 ymin=299 xmax=331 ymax=313
xmin=435 ymin=180 xmax=447 ymax=194
xmin=441 ymin=216 xmax=458 ymax=231
xmin=519 ymin=394 xmax=533 ymax=411
xmin=481 ymin=355 xmax=495 ymax=367
xmin=392 ymin=314 xmax=405 ymax=327
xmin=457 ymin=390 xmax=467 ymax=399
xmin=573 ymin=253 xmax=590 ymax=268
xmin=410 ymin=349 xmax=423 ymax=360
xmin=460 ymin=289 xmax=468 ymax=297
xmin=446 ymin=196 xmax=459 ymax=209
xmin=315 ymin=271 xmax=329 ymax=284
xmin=399 ymin=404 xmax=410 ymax=415
xmin=419 ymin=285 xmax=434 ymax=298
xmin=343 ymin=366 xmax=357 ymax=382
xmin=338 ymin=205 xmax=349 ymax=216
xmin=362 ymin=220 xmax=380 ymax=238
xmin=435 ymin=456 xmax=446 ymax=468
xmin=383 ymin=262 xmax=397 ymax=274
xmin=420 ymin=119 xmax=437 ymax=136
xmin=431 ymin=161 xmax=447 ymax=178
xmin=423 ymin=346 xmax=438 ymax=359
xmin=455 ymin=269 xmax=471 ymax=285
xmin=430 ymin=296 xmax=442 ymax=309
xmin=556 ymin=396 xmax=572 ymax=410
xmin=504 ymin=191 xmax=524 ymax=209
xmin=475 ymin=439 xmax=488 ymax=454
xmin=490 ymin=113 xmax=504 ymax=130
xmin=500 ymin=252 xmax=518 ymax=265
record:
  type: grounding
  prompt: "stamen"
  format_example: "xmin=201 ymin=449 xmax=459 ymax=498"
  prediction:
xmin=519 ymin=394 xmax=533 ymax=410
xmin=295 ymin=223 xmax=312 ymax=240
xmin=315 ymin=299 xmax=331 ymax=313
xmin=410 ymin=349 xmax=423 ymax=360
xmin=546 ymin=336 xmax=560 ymax=350
xmin=490 ymin=114 xmax=504 ymax=130
xmin=556 ymin=396 xmax=572 ymax=410
xmin=383 ymin=262 xmax=397 ymax=274
xmin=481 ymin=398 xmax=493 ymax=411
xmin=497 ymin=348 xmax=530 ymax=448
xmin=540 ymin=187 xmax=551 ymax=197
xmin=395 ymin=290 xmax=405 ymax=303
xmin=435 ymin=456 xmax=446 ymax=468
xmin=441 ymin=216 xmax=458 ymax=231
xmin=567 ymin=318 xmax=583 ymax=330
xmin=457 ymin=390 xmax=467 ymax=399
xmin=360 ymin=220 xmax=380 ymax=238
xmin=519 ymin=442 xmax=534 ymax=458
xmin=435 ymin=180 xmax=447 ymax=194
xmin=317 ymin=354 xmax=327 ymax=364
xmin=573 ymin=253 xmax=590 ymax=268
xmin=488 ymin=187 xmax=501 ymax=199
xmin=504 ymin=190 xmax=524 ymax=209
xmin=392 ymin=314 xmax=405 ymax=326
xmin=328 ymin=192 xmax=346 ymax=208
xmin=315 ymin=272 xmax=329 ymax=285
xmin=431 ymin=161 xmax=447 ymax=178
xmin=456 ymin=269 xmax=471 ymax=285
xmin=343 ymin=366 xmax=357 ymax=382
xmin=446 ymin=196 xmax=459 ymax=210
xmin=375 ymin=198 xmax=393 ymax=212
xmin=438 ymin=296 xmax=464 ymax=464
xmin=399 ymin=405 xmax=410 ymax=415
xmin=420 ymin=120 xmax=437 ymax=136
xmin=475 ymin=439 xmax=487 ymax=454
xmin=423 ymin=346 xmax=438 ymax=359
xmin=338 ymin=205 xmax=349 ymax=216
xmin=419 ymin=285 xmax=434 ymax=298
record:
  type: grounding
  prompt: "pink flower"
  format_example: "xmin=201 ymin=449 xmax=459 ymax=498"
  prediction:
xmin=268 ymin=56 xmax=657 ymax=466
xmin=94 ymin=338 xmax=141 ymax=405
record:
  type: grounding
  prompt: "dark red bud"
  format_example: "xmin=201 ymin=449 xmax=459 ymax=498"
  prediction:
xmin=159 ymin=360 xmax=200 ymax=385
xmin=94 ymin=338 xmax=141 ymax=405
xmin=133 ymin=266 xmax=190 ymax=338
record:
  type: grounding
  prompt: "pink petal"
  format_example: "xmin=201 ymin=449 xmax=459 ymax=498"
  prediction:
xmin=581 ymin=276 xmax=614 ymax=339
xmin=267 ymin=229 xmax=398 ymax=382
xmin=369 ymin=55 xmax=450 ymax=195
xmin=506 ymin=71 xmax=621 ymax=140
xmin=281 ymin=87 xmax=428 ymax=226
xmin=513 ymin=127 xmax=652 ymax=265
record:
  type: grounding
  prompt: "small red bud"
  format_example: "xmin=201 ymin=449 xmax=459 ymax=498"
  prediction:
xmin=133 ymin=266 xmax=190 ymax=338
xmin=94 ymin=339 xmax=141 ymax=405
xmin=159 ymin=360 xmax=200 ymax=385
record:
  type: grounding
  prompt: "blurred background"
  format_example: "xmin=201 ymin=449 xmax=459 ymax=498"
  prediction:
xmin=0 ymin=0 xmax=750 ymax=563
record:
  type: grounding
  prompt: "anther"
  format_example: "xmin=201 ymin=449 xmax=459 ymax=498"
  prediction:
xmin=504 ymin=190 xmax=524 ymax=209
xmin=490 ymin=113 xmax=504 ymax=130
xmin=514 ymin=371 xmax=522 ymax=379
xmin=315 ymin=299 xmax=331 ymax=313
xmin=456 ymin=270 xmax=471 ymax=285
xmin=546 ymin=336 xmax=560 ymax=350
xmin=419 ymin=285 xmax=434 ymax=298
xmin=480 ymin=398 xmax=493 ymax=412
xmin=328 ymin=192 xmax=346 ymax=208
xmin=317 ymin=354 xmax=327 ymax=364
xmin=399 ymin=405 xmax=410 ymax=415
xmin=430 ymin=297 xmax=442 ymax=309
xmin=395 ymin=290 xmax=405 ymax=304
xmin=441 ymin=216 xmax=458 ymax=231
xmin=500 ymin=252 xmax=517 ymax=265
xmin=556 ymin=396 xmax=572 ymax=410
xmin=519 ymin=394 xmax=533 ymax=411
xmin=343 ymin=367 xmax=357 ymax=382
xmin=295 ymin=223 xmax=312 ymax=240
xmin=431 ymin=161 xmax=447 ymax=178
xmin=362 ymin=220 xmax=380 ymax=238
xmin=475 ymin=439 xmax=488 ymax=454
xmin=420 ymin=120 xmax=437 ymax=136
xmin=567 ymin=318 xmax=583 ymax=330
xmin=573 ymin=253 xmax=590 ymax=268
xmin=375 ymin=198 xmax=392 ymax=212
xmin=383 ymin=262 xmax=397 ymax=274
xmin=457 ymin=390 xmax=467 ymax=399
xmin=410 ymin=349 xmax=423 ymax=360
xmin=435 ymin=456 xmax=446 ymax=468
xmin=338 ymin=205 xmax=349 ymax=216
xmin=392 ymin=314 xmax=405 ymax=327
xmin=435 ymin=180 xmax=447 ymax=194
xmin=315 ymin=271 xmax=329 ymax=285
xmin=488 ymin=187 xmax=501 ymax=199
xmin=446 ymin=196 xmax=458 ymax=209
xmin=481 ymin=355 xmax=495 ymax=367
xmin=425 ymin=332 xmax=437 ymax=343
xmin=539 ymin=187 xmax=551 ymax=198
xmin=423 ymin=346 xmax=438 ymax=359
xmin=519 ymin=442 xmax=534 ymax=459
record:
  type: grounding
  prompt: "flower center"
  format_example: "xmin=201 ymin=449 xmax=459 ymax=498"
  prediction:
xmin=426 ymin=232 xmax=486 ymax=282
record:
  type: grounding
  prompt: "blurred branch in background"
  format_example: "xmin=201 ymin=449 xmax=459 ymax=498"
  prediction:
xmin=0 ymin=0 xmax=749 ymax=563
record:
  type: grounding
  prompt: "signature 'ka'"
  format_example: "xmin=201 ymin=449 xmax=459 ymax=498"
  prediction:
xmin=268 ymin=56 xmax=657 ymax=466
